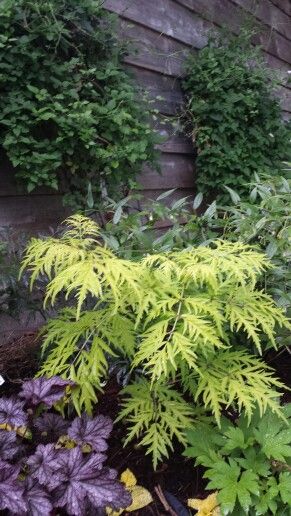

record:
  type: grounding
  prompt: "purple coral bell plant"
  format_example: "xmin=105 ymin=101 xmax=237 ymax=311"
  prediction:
xmin=0 ymin=376 xmax=131 ymax=516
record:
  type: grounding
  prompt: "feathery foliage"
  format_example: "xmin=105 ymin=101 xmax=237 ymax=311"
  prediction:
xmin=22 ymin=215 xmax=290 ymax=466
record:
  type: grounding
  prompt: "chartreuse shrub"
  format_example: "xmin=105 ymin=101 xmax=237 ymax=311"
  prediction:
xmin=0 ymin=0 xmax=157 ymax=207
xmin=21 ymin=215 xmax=290 ymax=468
xmin=182 ymin=31 xmax=291 ymax=198
xmin=0 ymin=375 xmax=131 ymax=515
xmin=185 ymin=404 xmax=291 ymax=515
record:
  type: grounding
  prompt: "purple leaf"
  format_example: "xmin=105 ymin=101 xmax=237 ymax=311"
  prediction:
xmin=52 ymin=447 xmax=131 ymax=515
xmin=68 ymin=414 xmax=113 ymax=452
xmin=27 ymin=444 xmax=64 ymax=489
xmin=20 ymin=478 xmax=52 ymax=516
xmin=19 ymin=376 xmax=74 ymax=408
xmin=34 ymin=412 xmax=70 ymax=443
xmin=0 ymin=429 xmax=19 ymax=461
xmin=0 ymin=397 xmax=27 ymax=427
xmin=0 ymin=460 xmax=26 ymax=513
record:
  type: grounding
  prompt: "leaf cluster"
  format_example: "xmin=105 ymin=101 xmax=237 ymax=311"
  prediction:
xmin=0 ymin=375 xmax=131 ymax=516
xmin=185 ymin=404 xmax=291 ymax=515
xmin=220 ymin=175 xmax=291 ymax=326
xmin=182 ymin=31 xmax=291 ymax=199
xmin=21 ymin=215 xmax=290 ymax=466
xmin=0 ymin=0 xmax=158 ymax=207
xmin=95 ymin=190 xmax=212 ymax=259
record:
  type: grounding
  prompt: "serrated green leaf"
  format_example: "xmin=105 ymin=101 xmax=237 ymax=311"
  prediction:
xmin=224 ymin=186 xmax=241 ymax=205
xmin=254 ymin=415 xmax=291 ymax=462
xmin=278 ymin=472 xmax=291 ymax=505
xmin=206 ymin=459 xmax=259 ymax=514
xmin=222 ymin=427 xmax=246 ymax=452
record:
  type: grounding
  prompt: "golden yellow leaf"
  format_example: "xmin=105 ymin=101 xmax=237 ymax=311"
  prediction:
xmin=126 ymin=485 xmax=153 ymax=512
xmin=0 ymin=423 xmax=32 ymax=440
xmin=55 ymin=435 xmax=76 ymax=449
xmin=106 ymin=508 xmax=122 ymax=516
xmin=120 ymin=468 xmax=137 ymax=488
xmin=15 ymin=426 xmax=32 ymax=440
xmin=0 ymin=423 xmax=13 ymax=432
xmin=106 ymin=469 xmax=153 ymax=515
xmin=188 ymin=492 xmax=220 ymax=516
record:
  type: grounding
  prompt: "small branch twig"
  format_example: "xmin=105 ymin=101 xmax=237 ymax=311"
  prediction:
xmin=154 ymin=485 xmax=177 ymax=516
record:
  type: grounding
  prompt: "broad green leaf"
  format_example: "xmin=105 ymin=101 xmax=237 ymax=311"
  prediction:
xmin=222 ymin=427 xmax=246 ymax=452
xmin=206 ymin=459 xmax=259 ymax=514
xmin=254 ymin=415 xmax=291 ymax=462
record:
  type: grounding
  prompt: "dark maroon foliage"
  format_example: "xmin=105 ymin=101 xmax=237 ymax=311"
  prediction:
xmin=0 ymin=376 xmax=130 ymax=516
xmin=68 ymin=413 xmax=113 ymax=452
xmin=19 ymin=376 xmax=74 ymax=408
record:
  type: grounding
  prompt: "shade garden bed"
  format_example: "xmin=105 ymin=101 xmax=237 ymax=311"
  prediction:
xmin=1 ymin=331 xmax=291 ymax=516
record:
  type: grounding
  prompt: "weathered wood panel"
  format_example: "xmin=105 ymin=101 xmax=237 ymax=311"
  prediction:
xmin=0 ymin=196 xmax=69 ymax=229
xmin=119 ymin=21 xmax=189 ymax=77
xmin=230 ymin=0 xmax=291 ymax=41
xmin=104 ymin=0 xmax=210 ymax=48
xmin=270 ymin=1 xmax=291 ymax=17
xmin=1 ymin=0 xmax=291 ymax=230
xmin=177 ymin=0 xmax=291 ymax=41
xmin=140 ymin=154 xmax=195 ymax=189
xmin=174 ymin=0 xmax=291 ymax=65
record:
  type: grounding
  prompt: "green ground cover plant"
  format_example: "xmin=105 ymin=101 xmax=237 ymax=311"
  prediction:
xmin=21 ymin=215 xmax=290 ymax=468
xmin=0 ymin=0 xmax=157 ymax=208
xmin=185 ymin=404 xmax=291 ymax=515
xmin=182 ymin=31 xmax=291 ymax=199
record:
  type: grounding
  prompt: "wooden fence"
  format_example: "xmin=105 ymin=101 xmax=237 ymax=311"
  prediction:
xmin=1 ymin=0 xmax=291 ymax=230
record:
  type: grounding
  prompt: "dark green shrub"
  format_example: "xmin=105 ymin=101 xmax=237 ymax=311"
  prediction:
xmin=182 ymin=31 xmax=291 ymax=198
xmin=0 ymin=0 xmax=158 ymax=208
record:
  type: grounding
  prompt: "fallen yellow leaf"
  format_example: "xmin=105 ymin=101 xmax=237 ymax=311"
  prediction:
xmin=55 ymin=435 xmax=76 ymax=449
xmin=121 ymin=468 xmax=137 ymax=488
xmin=126 ymin=485 xmax=153 ymax=512
xmin=0 ymin=423 xmax=32 ymax=440
xmin=188 ymin=492 xmax=220 ymax=516
xmin=107 ymin=469 xmax=153 ymax=515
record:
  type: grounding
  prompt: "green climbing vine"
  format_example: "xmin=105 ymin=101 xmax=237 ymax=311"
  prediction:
xmin=0 ymin=0 xmax=158 ymax=208
xmin=182 ymin=30 xmax=291 ymax=198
